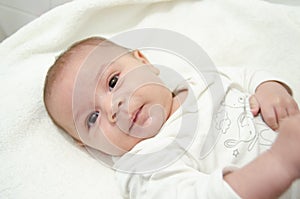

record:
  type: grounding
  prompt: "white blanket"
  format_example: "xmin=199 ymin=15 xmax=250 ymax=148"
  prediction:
xmin=1 ymin=0 xmax=300 ymax=198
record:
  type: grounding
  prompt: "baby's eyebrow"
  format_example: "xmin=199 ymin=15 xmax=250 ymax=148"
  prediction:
xmin=94 ymin=62 xmax=111 ymax=83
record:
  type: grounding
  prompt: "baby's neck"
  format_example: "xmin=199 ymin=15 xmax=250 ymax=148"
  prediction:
xmin=170 ymin=89 xmax=188 ymax=116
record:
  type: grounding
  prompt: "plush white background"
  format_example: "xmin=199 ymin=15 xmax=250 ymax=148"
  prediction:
xmin=0 ymin=0 xmax=73 ymax=40
xmin=0 ymin=0 xmax=300 ymax=198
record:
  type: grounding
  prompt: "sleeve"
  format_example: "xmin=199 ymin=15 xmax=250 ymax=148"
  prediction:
xmin=216 ymin=67 xmax=293 ymax=95
xmin=115 ymin=156 xmax=241 ymax=199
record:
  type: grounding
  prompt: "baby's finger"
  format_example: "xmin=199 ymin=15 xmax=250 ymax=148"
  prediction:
xmin=249 ymin=95 xmax=260 ymax=116
xmin=287 ymin=101 xmax=299 ymax=116
xmin=287 ymin=107 xmax=299 ymax=116
xmin=261 ymin=107 xmax=278 ymax=130
xmin=275 ymin=107 xmax=288 ymax=122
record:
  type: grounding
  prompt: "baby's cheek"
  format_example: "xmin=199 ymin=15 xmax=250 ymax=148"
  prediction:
xmin=105 ymin=129 xmax=140 ymax=152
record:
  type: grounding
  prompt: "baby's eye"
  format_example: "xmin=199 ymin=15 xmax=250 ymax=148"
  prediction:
xmin=87 ymin=111 xmax=99 ymax=128
xmin=109 ymin=75 xmax=119 ymax=91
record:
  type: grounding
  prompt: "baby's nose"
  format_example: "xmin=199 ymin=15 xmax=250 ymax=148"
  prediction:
xmin=108 ymin=96 xmax=125 ymax=123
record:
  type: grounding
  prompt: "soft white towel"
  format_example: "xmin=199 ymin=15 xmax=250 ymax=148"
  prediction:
xmin=1 ymin=0 xmax=300 ymax=198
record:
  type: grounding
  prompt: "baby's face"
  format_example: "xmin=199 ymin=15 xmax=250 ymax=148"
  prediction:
xmin=50 ymin=45 xmax=177 ymax=155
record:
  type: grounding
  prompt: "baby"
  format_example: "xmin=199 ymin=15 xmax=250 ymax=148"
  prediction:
xmin=44 ymin=37 xmax=300 ymax=198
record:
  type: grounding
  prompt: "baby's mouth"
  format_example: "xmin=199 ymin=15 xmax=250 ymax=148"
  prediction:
xmin=129 ymin=105 xmax=144 ymax=130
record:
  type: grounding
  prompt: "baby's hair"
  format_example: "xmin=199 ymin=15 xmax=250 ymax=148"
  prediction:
xmin=43 ymin=36 xmax=124 ymax=141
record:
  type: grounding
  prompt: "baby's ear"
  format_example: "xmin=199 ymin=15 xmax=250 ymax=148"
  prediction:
xmin=132 ymin=50 xmax=150 ymax=64
xmin=132 ymin=50 xmax=160 ymax=75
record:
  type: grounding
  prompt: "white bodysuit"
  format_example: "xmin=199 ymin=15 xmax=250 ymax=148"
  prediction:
xmin=114 ymin=67 xmax=300 ymax=199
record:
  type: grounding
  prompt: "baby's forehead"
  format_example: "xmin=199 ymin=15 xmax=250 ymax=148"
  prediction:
xmin=60 ymin=45 xmax=103 ymax=82
xmin=72 ymin=46 xmax=130 ymax=76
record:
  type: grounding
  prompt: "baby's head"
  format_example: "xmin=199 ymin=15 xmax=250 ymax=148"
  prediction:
xmin=44 ymin=37 xmax=179 ymax=156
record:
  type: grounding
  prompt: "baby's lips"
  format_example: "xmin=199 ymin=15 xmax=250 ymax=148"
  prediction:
xmin=131 ymin=105 xmax=151 ymax=127
xmin=128 ymin=104 xmax=165 ymax=139
xmin=130 ymin=105 xmax=143 ymax=124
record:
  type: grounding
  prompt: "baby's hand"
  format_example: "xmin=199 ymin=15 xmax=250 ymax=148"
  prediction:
xmin=249 ymin=81 xmax=299 ymax=130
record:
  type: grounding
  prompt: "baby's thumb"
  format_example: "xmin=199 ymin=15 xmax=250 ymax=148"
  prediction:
xmin=249 ymin=95 xmax=260 ymax=116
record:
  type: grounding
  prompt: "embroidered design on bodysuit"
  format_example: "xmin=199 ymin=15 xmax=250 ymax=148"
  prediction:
xmin=213 ymin=89 xmax=276 ymax=158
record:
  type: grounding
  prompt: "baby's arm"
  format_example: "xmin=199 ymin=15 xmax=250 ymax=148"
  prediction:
xmin=224 ymin=113 xmax=300 ymax=199
xmin=250 ymin=81 xmax=299 ymax=130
